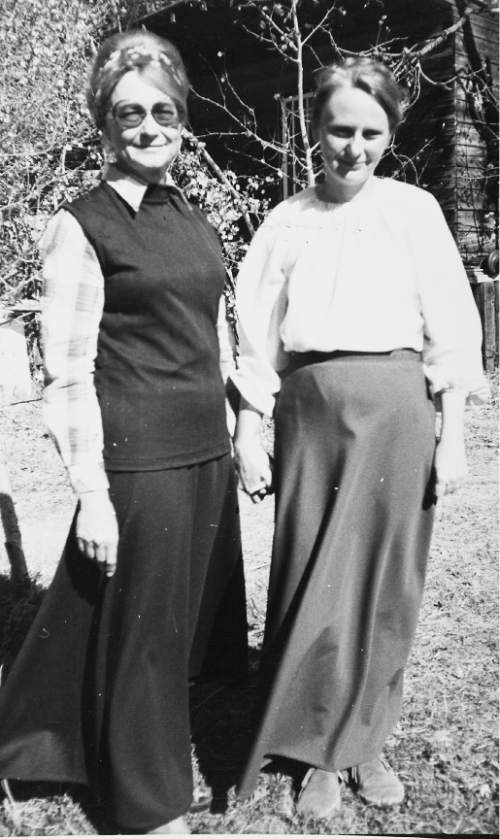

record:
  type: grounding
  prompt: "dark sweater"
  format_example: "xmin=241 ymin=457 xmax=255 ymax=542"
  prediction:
xmin=65 ymin=181 xmax=230 ymax=471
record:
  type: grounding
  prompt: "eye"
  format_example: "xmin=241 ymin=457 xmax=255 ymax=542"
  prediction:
xmin=327 ymin=126 xmax=352 ymax=138
xmin=363 ymin=129 xmax=384 ymax=140
xmin=152 ymin=105 xmax=179 ymax=126
xmin=113 ymin=103 xmax=144 ymax=127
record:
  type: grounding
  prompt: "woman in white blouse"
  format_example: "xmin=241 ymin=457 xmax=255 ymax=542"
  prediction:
xmin=232 ymin=58 xmax=488 ymax=817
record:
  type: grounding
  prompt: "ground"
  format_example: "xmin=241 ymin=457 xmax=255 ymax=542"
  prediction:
xmin=0 ymin=391 xmax=497 ymax=836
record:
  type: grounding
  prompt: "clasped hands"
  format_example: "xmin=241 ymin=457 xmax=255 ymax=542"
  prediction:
xmin=234 ymin=435 xmax=273 ymax=504
xmin=233 ymin=400 xmax=273 ymax=503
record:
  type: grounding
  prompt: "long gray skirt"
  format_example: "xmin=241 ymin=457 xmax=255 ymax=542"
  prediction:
xmin=239 ymin=350 xmax=436 ymax=797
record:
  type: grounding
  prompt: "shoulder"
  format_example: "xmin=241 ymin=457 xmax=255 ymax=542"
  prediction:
xmin=64 ymin=182 xmax=109 ymax=213
xmin=261 ymin=187 xmax=326 ymax=231
xmin=374 ymin=177 xmax=441 ymax=211
xmin=189 ymin=200 xmax=215 ymax=227
xmin=63 ymin=183 xmax=118 ymax=232
xmin=40 ymin=208 xmax=87 ymax=254
xmin=189 ymin=202 xmax=223 ymax=244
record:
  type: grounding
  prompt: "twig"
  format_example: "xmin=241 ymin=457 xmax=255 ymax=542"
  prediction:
xmin=183 ymin=130 xmax=256 ymax=237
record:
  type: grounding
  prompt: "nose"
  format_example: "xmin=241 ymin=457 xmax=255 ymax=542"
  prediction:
xmin=346 ymin=133 xmax=364 ymax=159
xmin=139 ymin=111 xmax=160 ymax=136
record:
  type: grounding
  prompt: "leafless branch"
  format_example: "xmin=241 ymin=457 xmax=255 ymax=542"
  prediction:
xmin=301 ymin=4 xmax=338 ymax=47
xmin=191 ymin=88 xmax=285 ymax=155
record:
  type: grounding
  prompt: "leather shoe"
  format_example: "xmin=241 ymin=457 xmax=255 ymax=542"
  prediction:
xmin=351 ymin=758 xmax=404 ymax=806
xmin=296 ymin=767 xmax=342 ymax=818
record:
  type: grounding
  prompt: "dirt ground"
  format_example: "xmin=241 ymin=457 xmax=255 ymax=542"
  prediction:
xmin=0 ymin=392 xmax=497 ymax=835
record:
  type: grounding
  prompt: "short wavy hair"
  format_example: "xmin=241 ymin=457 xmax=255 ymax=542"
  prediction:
xmin=87 ymin=30 xmax=190 ymax=130
xmin=312 ymin=57 xmax=404 ymax=135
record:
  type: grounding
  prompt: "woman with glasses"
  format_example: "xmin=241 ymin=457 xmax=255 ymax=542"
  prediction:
xmin=232 ymin=58 xmax=488 ymax=817
xmin=0 ymin=30 xmax=247 ymax=834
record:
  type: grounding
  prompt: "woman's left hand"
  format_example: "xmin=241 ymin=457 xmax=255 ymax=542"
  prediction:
xmin=434 ymin=389 xmax=468 ymax=499
xmin=433 ymin=435 xmax=468 ymax=498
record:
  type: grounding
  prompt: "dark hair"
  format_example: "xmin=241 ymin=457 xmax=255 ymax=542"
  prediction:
xmin=87 ymin=30 xmax=190 ymax=130
xmin=311 ymin=57 xmax=404 ymax=135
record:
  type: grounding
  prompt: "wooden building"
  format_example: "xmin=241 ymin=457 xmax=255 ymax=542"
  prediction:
xmin=137 ymin=0 xmax=499 ymax=369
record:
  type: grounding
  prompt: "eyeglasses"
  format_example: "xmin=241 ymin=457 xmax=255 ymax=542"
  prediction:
xmin=111 ymin=100 xmax=181 ymax=130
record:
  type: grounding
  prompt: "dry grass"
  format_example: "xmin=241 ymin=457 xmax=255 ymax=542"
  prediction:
xmin=0 ymin=393 xmax=497 ymax=835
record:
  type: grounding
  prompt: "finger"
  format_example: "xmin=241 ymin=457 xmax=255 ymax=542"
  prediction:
xmin=263 ymin=461 xmax=273 ymax=483
xmin=105 ymin=542 xmax=118 ymax=578
xmin=250 ymin=487 xmax=267 ymax=503
xmin=243 ymin=475 xmax=267 ymax=495
xmin=95 ymin=543 xmax=108 ymax=566
xmin=251 ymin=493 xmax=265 ymax=504
xmin=79 ymin=539 xmax=97 ymax=560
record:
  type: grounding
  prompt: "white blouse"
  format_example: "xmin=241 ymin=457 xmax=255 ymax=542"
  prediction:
xmin=231 ymin=177 xmax=489 ymax=416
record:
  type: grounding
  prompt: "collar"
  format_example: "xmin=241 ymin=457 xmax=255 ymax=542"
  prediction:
xmin=103 ymin=163 xmax=189 ymax=212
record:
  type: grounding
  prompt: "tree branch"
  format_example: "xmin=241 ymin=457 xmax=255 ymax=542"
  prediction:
xmin=182 ymin=129 xmax=256 ymax=236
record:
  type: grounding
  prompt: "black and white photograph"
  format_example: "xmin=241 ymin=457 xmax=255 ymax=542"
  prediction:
xmin=0 ymin=0 xmax=497 ymax=835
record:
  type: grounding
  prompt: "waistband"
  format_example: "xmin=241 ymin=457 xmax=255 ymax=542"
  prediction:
xmin=286 ymin=348 xmax=421 ymax=373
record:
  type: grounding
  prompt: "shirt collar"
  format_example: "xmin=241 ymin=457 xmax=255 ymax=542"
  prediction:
xmin=103 ymin=163 xmax=189 ymax=212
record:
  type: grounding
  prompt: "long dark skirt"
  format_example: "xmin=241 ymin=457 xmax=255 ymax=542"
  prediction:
xmin=238 ymin=350 xmax=436 ymax=797
xmin=0 ymin=454 xmax=247 ymax=831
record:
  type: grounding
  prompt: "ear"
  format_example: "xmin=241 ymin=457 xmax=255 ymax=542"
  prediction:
xmin=101 ymin=130 xmax=117 ymax=163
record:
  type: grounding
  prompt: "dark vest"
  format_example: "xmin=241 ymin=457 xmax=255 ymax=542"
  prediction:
xmin=65 ymin=181 xmax=229 ymax=471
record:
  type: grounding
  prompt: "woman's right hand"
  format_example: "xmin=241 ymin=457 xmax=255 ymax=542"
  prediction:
xmin=234 ymin=436 xmax=273 ymax=502
xmin=234 ymin=400 xmax=273 ymax=503
xmin=76 ymin=490 xmax=119 ymax=577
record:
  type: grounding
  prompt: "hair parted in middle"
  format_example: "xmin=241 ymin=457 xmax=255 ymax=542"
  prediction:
xmin=87 ymin=30 xmax=190 ymax=130
xmin=311 ymin=57 xmax=405 ymax=136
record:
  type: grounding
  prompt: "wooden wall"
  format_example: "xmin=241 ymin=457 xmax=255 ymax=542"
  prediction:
xmin=451 ymin=2 xmax=499 ymax=268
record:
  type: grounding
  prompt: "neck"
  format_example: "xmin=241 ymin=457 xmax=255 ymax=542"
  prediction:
xmin=319 ymin=174 xmax=373 ymax=204
xmin=113 ymin=159 xmax=171 ymax=186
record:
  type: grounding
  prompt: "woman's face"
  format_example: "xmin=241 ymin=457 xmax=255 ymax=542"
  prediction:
xmin=317 ymin=86 xmax=391 ymax=201
xmin=104 ymin=70 xmax=182 ymax=183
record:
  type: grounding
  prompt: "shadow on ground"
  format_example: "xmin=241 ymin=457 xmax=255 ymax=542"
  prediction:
xmin=190 ymin=649 xmax=261 ymax=814
xmin=0 ymin=573 xmax=45 ymax=673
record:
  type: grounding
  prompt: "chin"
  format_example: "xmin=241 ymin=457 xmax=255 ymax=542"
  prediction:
xmin=135 ymin=152 xmax=170 ymax=165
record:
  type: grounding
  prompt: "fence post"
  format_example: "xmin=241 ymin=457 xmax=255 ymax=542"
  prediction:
xmin=470 ymin=278 xmax=499 ymax=374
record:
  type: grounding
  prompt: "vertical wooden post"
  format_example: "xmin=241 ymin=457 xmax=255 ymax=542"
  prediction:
xmin=471 ymin=279 xmax=499 ymax=373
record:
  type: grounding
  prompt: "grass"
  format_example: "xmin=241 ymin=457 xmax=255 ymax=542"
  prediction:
xmin=0 ymin=394 xmax=497 ymax=835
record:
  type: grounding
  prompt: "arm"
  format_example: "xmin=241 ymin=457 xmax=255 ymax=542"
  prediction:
xmin=231 ymin=219 xmax=289 ymax=417
xmin=217 ymin=290 xmax=238 ymax=436
xmin=434 ymin=389 xmax=467 ymax=498
xmin=230 ymin=218 xmax=288 ymax=500
xmin=217 ymin=291 xmax=236 ymax=384
xmin=41 ymin=210 xmax=118 ymax=575
xmin=233 ymin=398 xmax=273 ymax=502
xmin=416 ymin=193 xmax=489 ymax=404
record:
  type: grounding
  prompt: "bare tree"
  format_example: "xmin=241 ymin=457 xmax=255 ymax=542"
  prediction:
xmin=189 ymin=0 xmax=498 ymax=206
